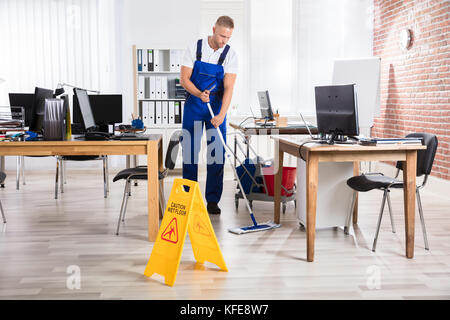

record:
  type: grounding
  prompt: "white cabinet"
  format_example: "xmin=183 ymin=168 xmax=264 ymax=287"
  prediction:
xmin=296 ymin=159 xmax=354 ymax=229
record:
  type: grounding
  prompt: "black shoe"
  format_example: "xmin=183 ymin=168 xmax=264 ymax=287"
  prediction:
xmin=207 ymin=202 xmax=221 ymax=215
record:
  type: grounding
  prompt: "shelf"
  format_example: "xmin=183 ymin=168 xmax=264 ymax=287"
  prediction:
xmin=138 ymin=99 xmax=185 ymax=101
xmin=146 ymin=124 xmax=182 ymax=129
xmin=138 ymin=71 xmax=180 ymax=74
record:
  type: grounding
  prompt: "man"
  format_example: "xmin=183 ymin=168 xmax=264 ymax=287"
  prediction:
xmin=180 ymin=16 xmax=238 ymax=214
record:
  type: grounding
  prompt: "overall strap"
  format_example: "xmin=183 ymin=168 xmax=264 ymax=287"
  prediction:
xmin=196 ymin=39 xmax=202 ymax=61
xmin=217 ymin=45 xmax=230 ymax=66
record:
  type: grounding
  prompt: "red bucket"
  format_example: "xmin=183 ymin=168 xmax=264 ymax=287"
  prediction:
xmin=261 ymin=166 xmax=296 ymax=197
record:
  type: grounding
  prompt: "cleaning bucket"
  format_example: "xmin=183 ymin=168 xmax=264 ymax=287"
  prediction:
xmin=262 ymin=166 xmax=296 ymax=197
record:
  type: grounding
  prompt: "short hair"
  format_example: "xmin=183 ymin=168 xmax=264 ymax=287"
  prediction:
xmin=215 ymin=16 xmax=234 ymax=29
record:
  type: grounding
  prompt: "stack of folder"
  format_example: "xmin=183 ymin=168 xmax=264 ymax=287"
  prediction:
xmin=137 ymin=49 xmax=183 ymax=72
xmin=142 ymin=101 xmax=183 ymax=127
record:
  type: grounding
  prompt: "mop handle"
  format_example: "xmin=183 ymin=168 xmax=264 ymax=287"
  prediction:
xmin=206 ymin=101 xmax=258 ymax=226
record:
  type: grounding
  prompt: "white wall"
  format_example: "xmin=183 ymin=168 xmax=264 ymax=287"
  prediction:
xmin=3 ymin=0 xmax=201 ymax=171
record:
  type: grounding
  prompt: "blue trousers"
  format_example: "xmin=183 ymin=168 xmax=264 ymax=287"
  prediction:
xmin=182 ymin=103 xmax=226 ymax=203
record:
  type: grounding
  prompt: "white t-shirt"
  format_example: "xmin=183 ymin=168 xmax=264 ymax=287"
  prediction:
xmin=181 ymin=37 xmax=238 ymax=74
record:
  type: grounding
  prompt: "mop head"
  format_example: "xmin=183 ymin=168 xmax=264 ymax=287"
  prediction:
xmin=228 ymin=221 xmax=281 ymax=235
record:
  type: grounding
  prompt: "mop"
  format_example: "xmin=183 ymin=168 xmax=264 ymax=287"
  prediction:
xmin=205 ymin=85 xmax=280 ymax=234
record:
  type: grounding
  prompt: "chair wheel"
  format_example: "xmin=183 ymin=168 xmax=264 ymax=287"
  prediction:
xmin=0 ymin=184 xmax=4 ymax=188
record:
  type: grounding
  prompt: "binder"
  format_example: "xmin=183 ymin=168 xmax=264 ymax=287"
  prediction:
xmin=153 ymin=49 xmax=160 ymax=71
xmin=169 ymin=101 xmax=175 ymax=124
xmin=170 ymin=49 xmax=177 ymax=72
xmin=161 ymin=76 xmax=168 ymax=99
xmin=175 ymin=101 xmax=181 ymax=123
xmin=137 ymin=49 xmax=142 ymax=72
xmin=142 ymin=101 xmax=149 ymax=126
xmin=155 ymin=76 xmax=162 ymax=99
xmin=143 ymin=49 xmax=148 ymax=71
xmin=162 ymin=101 xmax=169 ymax=124
xmin=150 ymin=76 xmax=156 ymax=99
xmin=144 ymin=77 xmax=150 ymax=99
xmin=181 ymin=101 xmax=184 ymax=122
xmin=155 ymin=101 xmax=162 ymax=125
xmin=149 ymin=101 xmax=155 ymax=126
xmin=138 ymin=76 xmax=145 ymax=99
xmin=148 ymin=49 xmax=153 ymax=71
xmin=175 ymin=49 xmax=182 ymax=72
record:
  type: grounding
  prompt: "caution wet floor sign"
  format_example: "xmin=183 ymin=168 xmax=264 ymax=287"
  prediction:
xmin=144 ymin=178 xmax=227 ymax=286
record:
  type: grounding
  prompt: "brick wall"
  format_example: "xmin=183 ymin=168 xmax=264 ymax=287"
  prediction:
xmin=372 ymin=0 xmax=450 ymax=180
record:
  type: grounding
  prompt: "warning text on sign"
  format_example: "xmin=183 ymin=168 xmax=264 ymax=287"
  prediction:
xmin=168 ymin=202 xmax=187 ymax=216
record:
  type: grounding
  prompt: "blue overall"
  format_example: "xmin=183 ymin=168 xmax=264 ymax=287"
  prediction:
xmin=182 ymin=39 xmax=230 ymax=203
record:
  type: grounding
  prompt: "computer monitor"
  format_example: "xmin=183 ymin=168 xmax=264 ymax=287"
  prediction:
xmin=257 ymin=90 xmax=274 ymax=120
xmin=314 ymin=84 xmax=359 ymax=143
xmin=73 ymin=94 xmax=122 ymax=126
xmin=73 ymin=88 xmax=96 ymax=131
xmin=8 ymin=93 xmax=34 ymax=126
xmin=30 ymin=87 xmax=54 ymax=132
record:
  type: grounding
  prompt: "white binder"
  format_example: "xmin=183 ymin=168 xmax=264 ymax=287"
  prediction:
xmin=161 ymin=76 xmax=168 ymax=99
xmin=176 ymin=49 xmax=182 ymax=72
xmin=155 ymin=101 xmax=162 ymax=124
xmin=142 ymin=101 xmax=149 ymax=126
xmin=138 ymin=76 xmax=145 ymax=99
xmin=162 ymin=101 xmax=169 ymax=124
xmin=181 ymin=101 xmax=185 ymax=120
xmin=170 ymin=50 xmax=177 ymax=72
xmin=149 ymin=101 xmax=155 ymax=126
xmin=169 ymin=101 xmax=175 ymax=124
xmin=155 ymin=76 xmax=162 ymax=99
xmin=153 ymin=49 xmax=160 ymax=71
xmin=150 ymin=76 xmax=156 ymax=99
xmin=143 ymin=50 xmax=148 ymax=71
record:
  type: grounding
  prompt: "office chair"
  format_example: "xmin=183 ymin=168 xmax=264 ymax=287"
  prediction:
xmin=55 ymin=155 xmax=109 ymax=199
xmin=0 ymin=171 xmax=6 ymax=223
xmin=345 ymin=133 xmax=438 ymax=252
xmin=113 ymin=130 xmax=182 ymax=235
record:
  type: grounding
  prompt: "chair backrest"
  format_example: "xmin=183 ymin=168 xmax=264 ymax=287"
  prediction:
xmin=165 ymin=130 xmax=183 ymax=170
xmin=396 ymin=133 xmax=438 ymax=176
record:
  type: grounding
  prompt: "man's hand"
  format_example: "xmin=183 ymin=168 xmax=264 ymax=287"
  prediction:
xmin=211 ymin=112 xmax=225 ymax=128
xmin=199 ymin=90 xmax=210 ymax=103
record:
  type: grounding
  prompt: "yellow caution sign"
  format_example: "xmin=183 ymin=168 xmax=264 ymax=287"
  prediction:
xmin=144 ymin=178 xmax=227 ymax=286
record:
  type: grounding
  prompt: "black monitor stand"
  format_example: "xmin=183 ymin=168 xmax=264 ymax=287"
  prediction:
xmin=97 ymin=123 xmax=109 ymax=134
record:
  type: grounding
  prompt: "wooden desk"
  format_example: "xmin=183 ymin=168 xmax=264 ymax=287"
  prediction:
xmin=0 ymin=136 xmax=163 ymax=241
xmin=272 ymin=136 xmax=426 ymax=262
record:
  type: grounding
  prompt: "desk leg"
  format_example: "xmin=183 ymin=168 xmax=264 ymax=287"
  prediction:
xmin=158 ymin=139 xmax=164 ymax=219
xmin=147 ymin=141 xmax=160 ymax=241
xmin=353 ymin=162 xmax=359 ymax=224
xmin=274 ymin=141 xmax=283 ymax=224
xmin=306 ymin=153 xmax=319 ymax=262
xmin=404 ymin=151 xmax=417 ymax=259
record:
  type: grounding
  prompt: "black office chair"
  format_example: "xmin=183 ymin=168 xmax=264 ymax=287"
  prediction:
xmin=0 ymin=171 xmax=6 ymax=223
xmin=113 ymin=130 xmax=182 ymax=235
xmin=345 ymin=133 xmax=438 ymax=252
xmin=55 ymin=155 xmax=109 ymax=199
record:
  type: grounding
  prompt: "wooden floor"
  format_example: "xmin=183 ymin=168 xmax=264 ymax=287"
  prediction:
xmin=0 ymin=168 xmax=449 ymax=300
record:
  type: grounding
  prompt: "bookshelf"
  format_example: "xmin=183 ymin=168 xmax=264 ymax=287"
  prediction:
xmin=132 ymin=45 xmax=186 ymax=167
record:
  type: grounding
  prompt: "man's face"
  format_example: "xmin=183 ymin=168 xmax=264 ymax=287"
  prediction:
xmin=212 ymin=25 xmax=233 ymax=48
